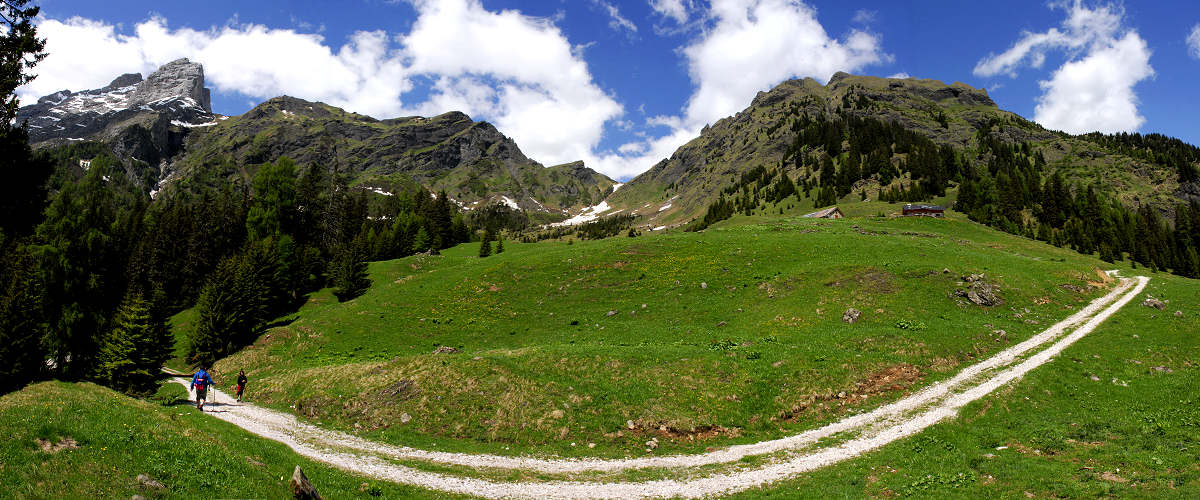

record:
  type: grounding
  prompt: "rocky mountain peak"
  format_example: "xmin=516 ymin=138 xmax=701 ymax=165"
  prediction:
xmin=130 ymin=58 xmax=211 ymax=112
xmin=16 ymin=58 xmax=215 ymax=145
xmin=104 ymin=73 xmax=143 ymax=90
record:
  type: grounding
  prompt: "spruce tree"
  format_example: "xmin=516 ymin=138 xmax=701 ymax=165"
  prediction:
xmin=37 ymin=159 xmax=124 ymax=378
xmin=0 ymin=244 xmax=46 ymax=394
xmin=188 ymin=249 xmax=274 ymax=366
xmin=1 ymin=0 xmax=46 ymax=125
xmin=331 ymin=239 xmax=370 ymax=302
xmin=246 ymin=157 xmax=298 ymax=241
xmin=479 ymin=229 xmax=493 ymax=258
xmin=93 ymin=293 xmax=172 ymax=395
xmin=412 ymin=226 xmax=431 ymax=253
xmin=189 ymin=257 xmax=248 ymax=367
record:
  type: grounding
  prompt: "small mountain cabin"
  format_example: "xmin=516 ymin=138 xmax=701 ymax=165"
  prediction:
xmin=902 ymin=204 xmax=945 ymax=217
xmin=802 ymin=206 xmax=844 ymax=219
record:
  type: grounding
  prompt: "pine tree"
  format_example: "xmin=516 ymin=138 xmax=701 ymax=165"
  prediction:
xmin=188 ymin=249 xmax=274 ymax=366
xmin=246 ymin=157 xmax=298 ymax=241
xmin=189 ymin=257 xmax=247 ymax=367
xmin=93 ymin=293 xmax=172 ymax=395
xmin=479 ymin=229 xmax=493 ymax=258
xmin=1 ymin=0 xmax=46 ymax=125
xmin=495 ymin=236 xmax=505 ymax=253
xmin=814 ymin=185 xmax=837 ymax=208
xmin=37 ymin=159 xmax=126 ymax=378
xmin=0 ymin=244 xmax=46 ymax=394
xmin=331 ymin=238 xmax=370 ymax=302
xmin=412 ymin=226 xmax=431 ymax=253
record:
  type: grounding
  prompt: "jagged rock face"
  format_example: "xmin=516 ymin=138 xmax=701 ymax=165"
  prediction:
xmin=130 ymin=58 xmax=211 ymax=112
xmin=16 ymin=58 xmax=214 ymax=146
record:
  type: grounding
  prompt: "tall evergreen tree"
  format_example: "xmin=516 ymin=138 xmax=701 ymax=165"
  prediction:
xmin=0 ymin=244 xmax=46 ymax=394
xmin=331 ymin=237 xmax=370 ymax=302
xmin=36 ymin=159 xmax=126 ymax=378
xmin=246 ymin=156 xmax=298 ymax=241
xmin=0 ymin=0 xmax=50 ymax=237
xmin=92 ymin=293 xmax=172 ymax=395
xmin=188 ymin=248 xmax=276 ymax=366
xmin=1 ymin=0 xmax=46 ymax=124
xmin=479 ymin=229 xmax=493 ymax=258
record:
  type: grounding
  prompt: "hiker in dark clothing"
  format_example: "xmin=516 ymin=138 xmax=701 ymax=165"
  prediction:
xmin=235 ymin=370 xmax=247 ymax=402
xmin=190 ymin=367 xmax=214 ymax=411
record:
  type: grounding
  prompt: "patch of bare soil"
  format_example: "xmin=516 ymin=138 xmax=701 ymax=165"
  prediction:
xmin=1100 ymin=471 xmax=1129 ymax=483
xmin=36 ymin=437 xmax=79 ymax=453
xmin=856 ymin=364 xmax=923 ymax=395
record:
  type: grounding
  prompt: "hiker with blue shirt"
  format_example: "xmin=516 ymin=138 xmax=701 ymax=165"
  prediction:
xmin=190 ymin=367 xmax=215 ymax=411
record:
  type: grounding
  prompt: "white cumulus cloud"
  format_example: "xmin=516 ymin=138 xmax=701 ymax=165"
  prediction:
xmin=974 ymin=1 xmax=1153 ymax=134
xmin=1189 ymin=23 xmax=1200 ymax=59
xmin=20 ymin=0 xmax=622 ymax=176
xmin=591 ymin=0 xmax=887 ymax=178
xmin=1035 ymin=32 xmax=1152 ymax=134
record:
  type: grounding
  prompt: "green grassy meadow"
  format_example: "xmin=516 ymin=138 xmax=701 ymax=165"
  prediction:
xmin=0 ymin=381 xmax=457 ymax=499
xmin=738 ymin=272 xmax=1199 ymax=498
xmin=202 ymin=205 xmax=1133 ymax=459
xmin=5 ymin=203 xmax=1196 ymax=498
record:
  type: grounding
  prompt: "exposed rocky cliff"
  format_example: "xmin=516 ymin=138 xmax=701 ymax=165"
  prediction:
xmin=16 ymin=58 xmax=215 ymax=171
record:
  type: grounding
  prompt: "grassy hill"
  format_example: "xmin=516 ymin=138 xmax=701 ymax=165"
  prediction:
xmin=193 ymin=202 xmax=1155 ymax=460
xmin=6 ymin=203 xmax=1197 ymax=498
xmin=0 ymin=381 xmax=453 ymax=499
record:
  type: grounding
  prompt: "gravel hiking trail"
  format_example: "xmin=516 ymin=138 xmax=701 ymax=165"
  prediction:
xmin=172 ymin=275 xmax=1148 ymax=499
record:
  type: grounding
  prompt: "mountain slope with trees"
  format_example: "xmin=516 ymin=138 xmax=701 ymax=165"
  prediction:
xmin=608 ymin=72 xmax=1200 ymax=277
xmin=168 ymin=96 xmax=616 ymax=218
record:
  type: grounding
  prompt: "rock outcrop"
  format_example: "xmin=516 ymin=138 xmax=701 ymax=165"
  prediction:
xmin=289 ymin=466 xmax=322 ymax=500
xmin=16 ymin=59 xmax=216 ymax=184
xmin=17 ymin=58 xmax=214 ymax=144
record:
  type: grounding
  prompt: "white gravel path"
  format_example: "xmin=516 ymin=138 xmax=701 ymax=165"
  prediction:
xmin=173 ymin=276 xmax=1147 ymax=498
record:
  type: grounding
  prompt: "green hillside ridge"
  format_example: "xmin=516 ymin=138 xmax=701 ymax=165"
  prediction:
xmin=173 ymin=204 xmax=1159 ymax=461
xmin=165 ymin=96 xmax=615 ymax=216
xmin=608 ymin=72 xmax=1196 ymax=229
xmin=0 ymin=381 xmax=455 ymax=499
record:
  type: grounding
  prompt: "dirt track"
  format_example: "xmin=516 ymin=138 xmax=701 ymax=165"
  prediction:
xmin=174 ymin=275 xmax=1148 ymax=498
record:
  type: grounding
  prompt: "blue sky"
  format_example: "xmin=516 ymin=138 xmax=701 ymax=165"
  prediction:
xmin=21 ymin=0 xmax=1200 ymax=179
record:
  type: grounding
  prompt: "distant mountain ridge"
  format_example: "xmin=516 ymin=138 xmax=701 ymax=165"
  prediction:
xmin=17 ymin=60 xmax=616 ymax=217
xmin=171 ymin=95 xmax=616 ymax=215
xmin=604 ymin=72 xmax=1197 ymax=226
